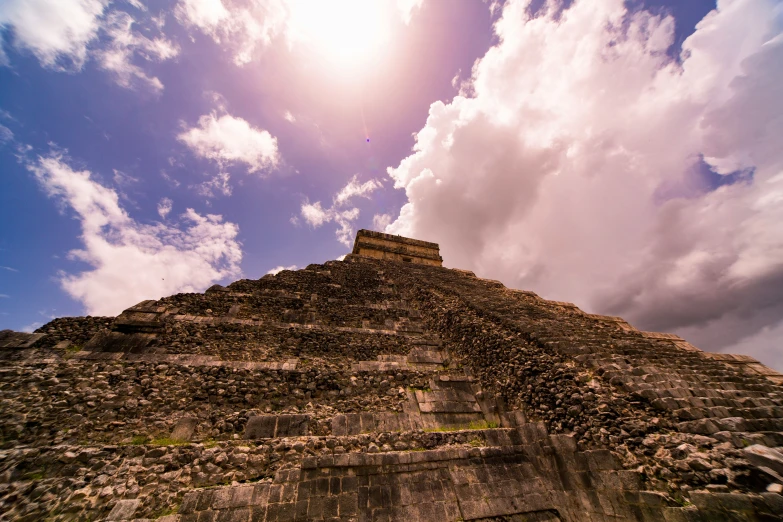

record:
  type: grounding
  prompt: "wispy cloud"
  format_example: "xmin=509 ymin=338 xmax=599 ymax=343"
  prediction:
xmin=0 ymin=0 xmax=177 ymax=90
xmin=300 ymin=175 xmax=382 ymax=246
xmin=0 ymin=124 xmax=13 ymax=143
xmin=157 ymin=197 xmax=173 ymax=219
xmin=26 ymin=151 xmax=243 ymax=316
xmin=175 ymin=0 xmax=425 ymax=66
xmin=0 ymin=0 xmax=107 ymax=70
xmin=372 ymin=213 xmax=392 ymax=232
xmin=179 ymin=110 xmax=280 ymax=196
xmin=266 ymin=265 xmax=298 ymax=275
xmin=95 ymin=10 xmax=179 ymax=92
xmin=21 ymin=322 xmax=42 ymax=333
xmin=1 ymin=266 xmax=18 ymax=272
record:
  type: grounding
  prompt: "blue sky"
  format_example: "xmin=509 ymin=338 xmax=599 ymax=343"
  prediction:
xmin=2 ymin=0 xmax=783 ymax=370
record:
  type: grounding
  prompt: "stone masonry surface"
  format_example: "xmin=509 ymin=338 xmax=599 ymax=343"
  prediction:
xmin=351 ymin=229 xmax=443 ymax=266
xmin=0 ymin=233 xmax=782 ymax=521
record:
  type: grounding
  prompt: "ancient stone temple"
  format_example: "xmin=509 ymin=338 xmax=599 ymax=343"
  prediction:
xmin=351 ymin=229 xmax=443 ymax=266
xmin=2 ymin=232 xmax=783 ymax=521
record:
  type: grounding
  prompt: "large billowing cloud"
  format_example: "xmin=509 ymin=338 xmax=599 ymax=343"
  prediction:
xmin=27 ymin=154 xmax=243 ymax=316
xmin=386 ymin=0 xmax=783 ymax=368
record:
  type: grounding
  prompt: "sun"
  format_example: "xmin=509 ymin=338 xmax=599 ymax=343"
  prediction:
xmin=286 ymin=0 xmax=395 ymax=69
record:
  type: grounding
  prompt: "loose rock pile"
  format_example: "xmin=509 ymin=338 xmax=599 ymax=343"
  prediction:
xmin=33 ymin=316 xmax=114 ymax=349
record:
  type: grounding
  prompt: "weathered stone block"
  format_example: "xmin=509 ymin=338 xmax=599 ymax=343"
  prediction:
xmin=171 ymin=416 xmax=198 ymax=441
xmin=744 ymin=444 xmax=783 ymax=477
xmin=0 ymin=330 xmax=46 ymax=349
xmin=105 ymin=499 xmax=141 ymax=520
xmin=245 ymin=414 xmax=309 ymax=439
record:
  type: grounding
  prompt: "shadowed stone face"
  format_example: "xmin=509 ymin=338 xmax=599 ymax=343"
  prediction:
xmin=1 ymin=232 xmax=782 ymax=521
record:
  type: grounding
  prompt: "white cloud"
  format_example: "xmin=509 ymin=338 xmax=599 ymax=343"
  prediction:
xmin=95 ymin=10 xmax=179 ymax=92
xmin=300 ymin=175 xmax=381 ymax=246
xmin=334 ymin=175 xmax=382 ymax=207
xmin=21 ymin=322 xmax=42 ymax=333
xmin=266 ymin=264 xmax=297 ymax=275
xmin=0 ymin=124 xmax=13 ymax=143
xmin=0 ymin=294 xmax=9 ymax=298
xmin=175 ymin=0 xmax=425 ymax=65
xmin=386 ymin=0 xmax=783 ymax=369
xmin=300 ymin=201 xmax=360 ymax=246
xmin=27 ymin=153 xmax=243 ymax=316
xmin=113 ymin=169 xmax=139 ymax=187
xmin=160 ymin=169 xmax=181 ymax=188
xmin=372 ymin=213 xmax=392 ymax=232
xmin=301 ymin=201 xmax=329 ymax=227
xmin=0 ymin=0 xmax=108 ymax=70
xmin=125 ymin=0 xmax=147 ymax=11
xmin=396 ymin=0 xmax=423 ymax=25
xmin=1 ymin=266 xmax=18 ymax=272
xmin=178 ymin=111 xmax=280 ymax=174
xmin=175 ymin=0 xmax=288 ymax=65
xmin=191 ymin=171 xmax=233 ymax=198
xmin=175 ymin=0 xmax=231 ymax=36
xmin=283 ymin=110 xmax=296 ymax=123
xmin=0 ymin=1 xmax=178 ymax=90
xmin=157 ymin=197 xmax=173 ymax=218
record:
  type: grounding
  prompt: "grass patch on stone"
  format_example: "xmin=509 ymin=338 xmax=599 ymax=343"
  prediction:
xmin=25 ymin=469 xmax=46 ymax=481
xmin=203 ymin=439 xmax=219 ymax=448
xmin=151 ymin=437 xmax=189 ymax=446
xmin=468 ymin=420 xmax=499 ymax=430
xmin=130 ymin=435 xmax=150 ymax=445
xmin=672 ymin=496 xmax=692 ymax=508
xmin=423 ymin=426 xmax=451 ymax=433
xmin=153 ymin=505 xmax=179 ymax=518
xmin=62 ymin=344 xmax=83 ymax=359
xmin=424 ymin=420 xmax=499 ymax=432
xmin=468 ymin=438 xmax=484 ymax=447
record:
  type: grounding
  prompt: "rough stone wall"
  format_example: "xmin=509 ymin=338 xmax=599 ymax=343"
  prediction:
xmin=1 ymin=255 xmax=782 ymax=521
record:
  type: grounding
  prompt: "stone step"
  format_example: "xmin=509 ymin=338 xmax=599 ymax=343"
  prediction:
xmin=0 ymin=330 xmax=46 ymax=349
xmin=73 ymin=351 xmax=300 ymax=370
xmin=168 ymin=429 xmax=650 ymax=522
xmin=678 ymin=417 xmax=783 ymax=435
xmin=330 ymin=408 xmax=528 ymax=436
xmin=353 ymin=348 xmax=449 ymax=372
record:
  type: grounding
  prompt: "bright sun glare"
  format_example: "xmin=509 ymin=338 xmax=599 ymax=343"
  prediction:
xmin=287 ymin=0 xmax=394 ymax=69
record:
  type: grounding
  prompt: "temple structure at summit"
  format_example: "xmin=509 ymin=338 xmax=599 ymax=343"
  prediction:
xmin=1 ymin=231 xmax=783 ymax=521
xmin=351 ymin=229 xmax=443 ymax=266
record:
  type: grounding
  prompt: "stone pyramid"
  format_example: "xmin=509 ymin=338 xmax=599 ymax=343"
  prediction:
xmin=2 ymin=230 xmax=783 ymax=521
